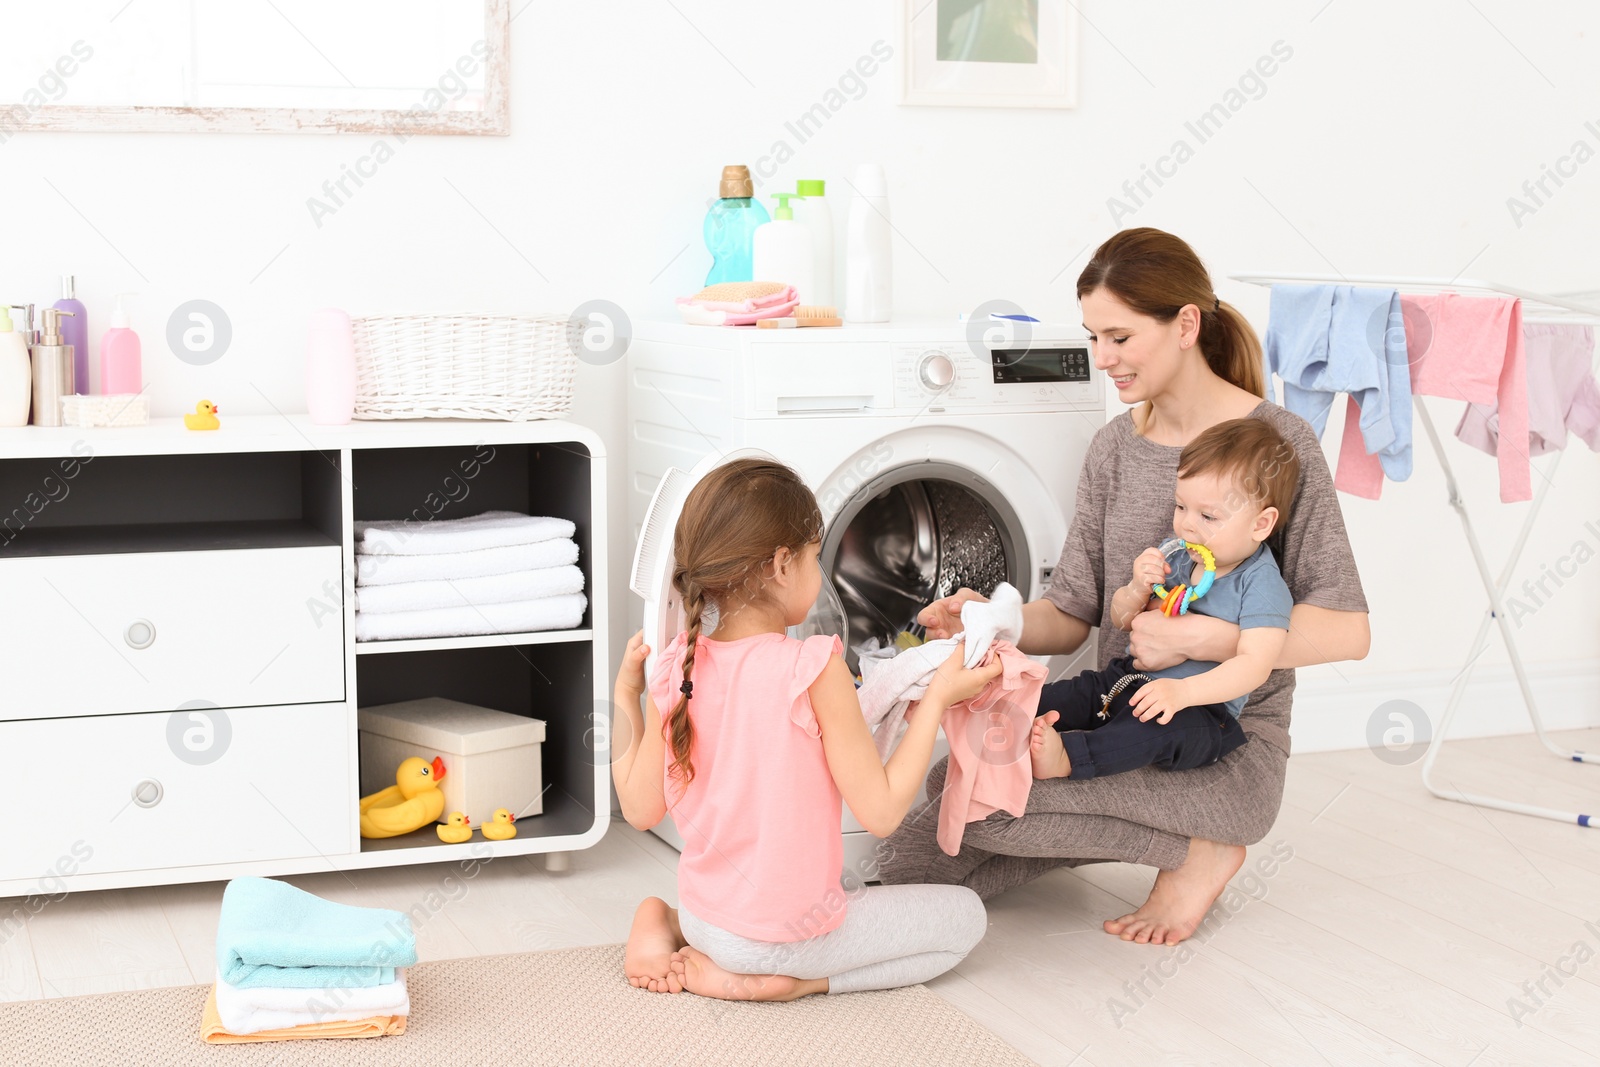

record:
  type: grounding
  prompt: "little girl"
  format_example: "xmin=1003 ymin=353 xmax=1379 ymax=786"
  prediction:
xmin=612 ymin=458 xmax=996 ymax=1001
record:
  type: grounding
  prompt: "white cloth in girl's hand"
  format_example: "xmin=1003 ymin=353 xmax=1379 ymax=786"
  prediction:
xmin=856 ymin=637 xmax=963 ymax=760
xmin=356 ymin=511 xmax=575 ymax=556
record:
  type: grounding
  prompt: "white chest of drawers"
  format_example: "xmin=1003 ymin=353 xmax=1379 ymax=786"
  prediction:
xmin=0 ymin=416 xmax=608 ymax=896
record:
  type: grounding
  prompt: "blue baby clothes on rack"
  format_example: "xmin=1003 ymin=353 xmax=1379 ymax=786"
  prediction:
xmin=1263 ymin=284 xmax=1413 ymax=498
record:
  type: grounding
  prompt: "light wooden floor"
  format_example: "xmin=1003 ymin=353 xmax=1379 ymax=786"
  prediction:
xmin=3 ymin=728 xmax=1598 ymax=1066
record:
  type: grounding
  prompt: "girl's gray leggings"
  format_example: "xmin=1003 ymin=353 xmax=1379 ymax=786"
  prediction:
xmin=677 ymin=883 xmax=987 ymax=994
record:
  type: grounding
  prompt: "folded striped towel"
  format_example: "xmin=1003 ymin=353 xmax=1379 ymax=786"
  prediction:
xmin=355 ymin=592 xmax=588 ymax=642
xmin=215 ymin=973 xmax=410 ymax=1035
xmin=356 ymin=511 xmax=575 ymax=556
xmin=354 ymin=564 xmax=584 ymax=614
xmin=215 ymin=877 xmax=417 ymax=990
xmin=356 ymin=538 xmax=579 ymax=587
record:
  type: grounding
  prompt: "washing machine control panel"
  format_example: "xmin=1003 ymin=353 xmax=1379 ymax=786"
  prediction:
xmin=893 ymin=340 xmax=1095 ymax=410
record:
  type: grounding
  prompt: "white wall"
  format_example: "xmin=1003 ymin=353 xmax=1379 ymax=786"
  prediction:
xmin=3 ymin=1 xmax=1597 ymax=751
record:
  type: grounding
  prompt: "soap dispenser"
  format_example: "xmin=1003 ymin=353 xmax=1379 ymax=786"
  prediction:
xmin=31 ymin=308 xmax=76 ymax=427
xmin=751 ymin=192 xmax=814 ymax=302
xmin=100 ymin=294 xmax=142 ymax=395
xmin=53 ymin=276 xmax=89 ymax=394
xmin=0 ymin=306 xmax=31 ymax=427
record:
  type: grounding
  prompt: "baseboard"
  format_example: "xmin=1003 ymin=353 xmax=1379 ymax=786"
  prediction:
xmin=1287 ymin=658 xmax=1600 ymax=754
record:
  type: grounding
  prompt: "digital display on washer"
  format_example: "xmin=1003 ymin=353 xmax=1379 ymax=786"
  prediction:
xmin=990 ymin=345 xmax=1091 ymax=384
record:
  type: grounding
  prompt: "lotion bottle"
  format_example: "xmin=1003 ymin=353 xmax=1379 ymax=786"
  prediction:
xmin=843 ymin=163 xmax=892 ymax=323
xmin=100 ymin=294 xmax=142 ymax=395
xmin=751 ymin=193 xmax=814 ymax=302
xmin=53 ymin=276 xmax=89 ymax=394
xmin=0 ymin=305 xmax=31 ymax=426
xmin=792 ymin=179 xmax=834 ymax=307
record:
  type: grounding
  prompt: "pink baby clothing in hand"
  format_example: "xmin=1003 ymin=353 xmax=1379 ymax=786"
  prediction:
xmin=1455 ymin=324 xmax=1600 ymax=459
xmin=1403 ymin=293 xmax=1531 ymax=502
xmin=937 ymin=641 xmax=1047 ymax=857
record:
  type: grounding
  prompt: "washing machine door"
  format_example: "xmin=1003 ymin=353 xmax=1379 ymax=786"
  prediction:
xmin=631 ymin=448 xmax=783 ymax=685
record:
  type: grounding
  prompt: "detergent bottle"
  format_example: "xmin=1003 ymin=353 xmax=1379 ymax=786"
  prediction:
xmin=703 ymin=165 xmax=770 ymax=285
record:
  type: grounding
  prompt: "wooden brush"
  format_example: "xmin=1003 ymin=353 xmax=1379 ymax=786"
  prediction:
xmin=758 ymin=305 xmax=842 ymax=328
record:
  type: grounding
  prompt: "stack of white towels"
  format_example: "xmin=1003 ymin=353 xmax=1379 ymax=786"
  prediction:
xmin=353 ymin=510 xmax=586 ymax=642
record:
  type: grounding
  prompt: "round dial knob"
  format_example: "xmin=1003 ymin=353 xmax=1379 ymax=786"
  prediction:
xmin=919 ymin=351 xmax=955 ymax=390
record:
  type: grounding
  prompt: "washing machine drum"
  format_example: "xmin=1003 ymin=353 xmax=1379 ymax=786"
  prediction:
xmin=822 ymin=464 xmax=1026 ymax=658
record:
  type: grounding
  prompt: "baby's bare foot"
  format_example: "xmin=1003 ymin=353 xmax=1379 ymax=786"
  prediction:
xmin=670 ymin=948 xmax=827 ymax=1001
xmin=624 ymin=897 xmax=685 ymax=992
xmin=1030 ymin=712 xmax=1072 ymax=779
xmin=1103 ymin=838 xmax=1246 ymax=945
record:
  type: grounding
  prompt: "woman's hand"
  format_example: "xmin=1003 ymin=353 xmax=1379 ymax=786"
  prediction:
xmin=615 ymin=629 xmax=650 ymax=696
xmin=1128 ymin=611 xmax=1238 ymax=671
xmin=924 ymin=644 xmax=1003 ymax=707
xmin=918 ymin=588 xmax=987 ymax=640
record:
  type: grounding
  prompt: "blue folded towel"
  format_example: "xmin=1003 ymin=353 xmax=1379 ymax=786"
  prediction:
xmin=215 ymin=877 xmax=418 ymax=990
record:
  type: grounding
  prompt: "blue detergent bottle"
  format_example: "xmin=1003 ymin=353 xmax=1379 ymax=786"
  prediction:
xmin=704 ymin=165 xmax=770 ymax=285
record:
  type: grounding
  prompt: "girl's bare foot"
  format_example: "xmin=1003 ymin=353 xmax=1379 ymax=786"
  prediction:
xmin=1103 ymin=837 xmax=1246 ymax=945
xmin=669 ymin=947 xmax=828 ymax=1001
xmin=1030 ymin=712 xmax=1072 ymax=779
xmin=625 ymin=897 xmax=686 ymax=993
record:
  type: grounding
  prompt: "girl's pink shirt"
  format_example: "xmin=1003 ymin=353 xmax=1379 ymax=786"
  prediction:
xmin=649 ymin=630 xmax=846 ymax=942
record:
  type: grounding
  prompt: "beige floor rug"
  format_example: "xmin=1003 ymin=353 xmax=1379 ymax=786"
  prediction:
xmin=0 ymin=944 xmax=1036 ymax=1066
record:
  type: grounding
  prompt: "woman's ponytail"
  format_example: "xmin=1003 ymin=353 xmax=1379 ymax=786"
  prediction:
xmin=664 ymin=584 xmax=704 ymax=788
xmin=1078 ymin=228 xmax=1265 ymax=398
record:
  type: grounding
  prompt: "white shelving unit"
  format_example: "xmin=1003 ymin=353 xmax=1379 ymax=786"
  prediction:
xmin=0 ymin=415 xmax=609 ymax=896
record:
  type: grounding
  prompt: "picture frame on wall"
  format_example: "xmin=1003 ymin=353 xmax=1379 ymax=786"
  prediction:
xmin=899 ymin=0 xmax=1078 ymax=109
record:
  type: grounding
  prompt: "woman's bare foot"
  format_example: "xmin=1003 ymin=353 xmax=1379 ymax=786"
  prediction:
xmin=1103 ymin=837 xmax=1246 ymax=945
xmin=1030 ymin=712 xmax=1072 ymax=779
xmin=669 ymin=947 xmax=828 ymax=1001
xmin=625 ymin=897 xmax=686 ymax=992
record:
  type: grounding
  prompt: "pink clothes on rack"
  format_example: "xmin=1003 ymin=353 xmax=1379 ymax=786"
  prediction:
xmin=1455 ymin=324 xmax=1600 ymax=460
xmin=1401 ymin=293 xmax=1531 ymax=503
xmin=937 ymin=641 xmax=1046 ymax=857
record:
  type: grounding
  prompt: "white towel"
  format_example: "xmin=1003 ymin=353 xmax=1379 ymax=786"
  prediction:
xmin=355 ymin=593 xmax=587 ymax=642
xmin=354 ymin=565 xmax=585 ymax=614
xmin=356 ymin=511 xmax=576 ymax=557
xmin=357 ymin=538 xmax=579 ymax=587
xmin=214 ymin=973 xmax=410 ymax=1035
xmin=856 ymin=637 xmax=964 ymax=760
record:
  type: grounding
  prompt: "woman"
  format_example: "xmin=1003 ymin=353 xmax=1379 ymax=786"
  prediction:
xmin=877 ymin=227 xmax=1370 ymax=946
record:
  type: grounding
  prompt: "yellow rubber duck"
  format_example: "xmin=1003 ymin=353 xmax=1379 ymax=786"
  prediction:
xmin=480 ymin=807 xmax=518 ymax=841
xmin=183 ymin=400 xmax=221 ymax=431
xmin=436 ymin=811 xmax=473 ymax=844
xmin=360 ymin=756 xmax=447 ymax=839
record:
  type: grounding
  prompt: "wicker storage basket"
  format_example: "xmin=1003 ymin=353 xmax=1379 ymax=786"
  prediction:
xmin=351 ymin=314 xmax=578 ymax=420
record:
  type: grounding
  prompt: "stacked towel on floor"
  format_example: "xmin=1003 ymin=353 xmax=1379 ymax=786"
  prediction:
xmin=353 ymin=510 xmax=587 ymax=642
xmin=203 ymin=877 xmax=415 ymax=1044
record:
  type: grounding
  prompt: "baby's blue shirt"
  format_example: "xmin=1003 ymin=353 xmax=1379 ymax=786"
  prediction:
xmin=1146 ymin=542 xmax=1292 ymax=717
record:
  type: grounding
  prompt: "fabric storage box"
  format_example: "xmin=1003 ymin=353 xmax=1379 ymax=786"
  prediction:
xmin=358 ymin=698 xmax=545 ymax=828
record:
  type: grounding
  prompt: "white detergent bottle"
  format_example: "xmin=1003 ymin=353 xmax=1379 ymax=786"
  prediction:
xmin=792 ymin=179 xmax=834 ymax=307
xmin=843 ymin=163 xmax=892 ymax=323
xmin=0 ymin=305 xmax=31 ymax=427
xmin=751 ymin=192 xmax=814 ymax=304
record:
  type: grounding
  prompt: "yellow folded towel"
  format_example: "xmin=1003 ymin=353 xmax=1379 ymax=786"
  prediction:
xmin=200 ymin=986 xmax=406 ymax=1044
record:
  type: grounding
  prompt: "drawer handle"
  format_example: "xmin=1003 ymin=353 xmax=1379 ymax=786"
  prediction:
xmin=124 ymin=619 xmax=157 ymax=650
xmin=131 ymin=779 xmax=163 ymax=808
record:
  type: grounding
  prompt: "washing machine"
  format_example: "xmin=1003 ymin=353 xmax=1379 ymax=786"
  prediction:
xmin=626 ymin=320 xmax=1103 ymax=877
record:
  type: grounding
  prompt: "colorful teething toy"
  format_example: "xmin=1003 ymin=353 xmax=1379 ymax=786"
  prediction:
xmin=1152 ymin=538 xmax=1216 ymax=616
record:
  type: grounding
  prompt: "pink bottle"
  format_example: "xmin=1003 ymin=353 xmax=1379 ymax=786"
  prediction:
xmin=100 ymin=294 xmax=142 ymax=395
xmin=305 ymin=308 xmax=356 ymax=425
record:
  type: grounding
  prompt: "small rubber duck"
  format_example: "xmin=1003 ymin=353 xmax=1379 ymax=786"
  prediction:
xmin=436 ymin=811 xmax=472 ymax=844
xmin=481 ymin=807 xmax=518 ymax=841
xmin=183 ymin=400 xmax=220 ymax=431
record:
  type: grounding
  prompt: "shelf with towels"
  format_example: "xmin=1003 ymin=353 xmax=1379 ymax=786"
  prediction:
xmin=1234 ymin=270 xmax=1598 ymax=830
